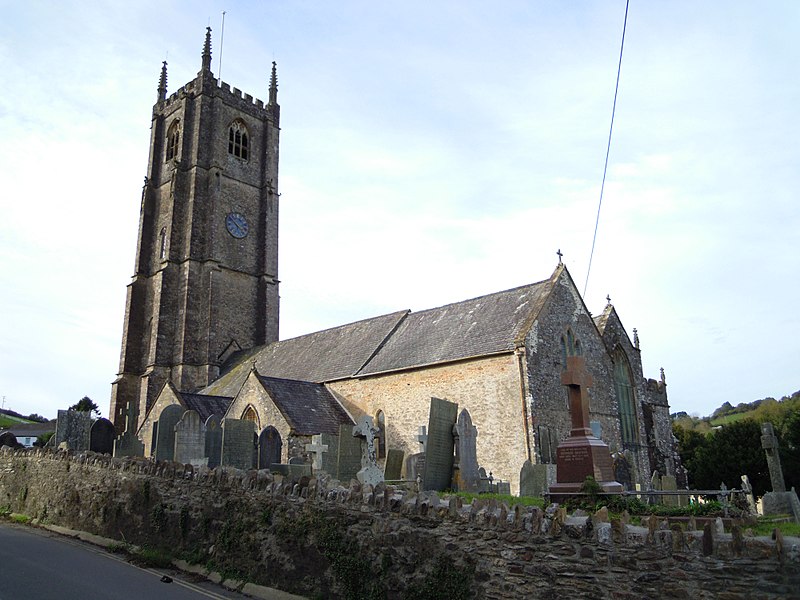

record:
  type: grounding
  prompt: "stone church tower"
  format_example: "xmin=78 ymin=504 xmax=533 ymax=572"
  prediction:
xmin=110 ymin=29 xmax=281 ymax=433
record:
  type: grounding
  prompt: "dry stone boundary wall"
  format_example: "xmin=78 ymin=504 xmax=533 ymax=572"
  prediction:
xmin=0 ymin=447 xmax=797 ymax=599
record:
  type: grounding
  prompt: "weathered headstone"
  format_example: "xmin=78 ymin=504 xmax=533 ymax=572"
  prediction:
xmin=661 ymin=474 xmax=678 ymax=507
xmin=153 ymin=405 xmax=185 ymax=461
xmin=761 ymin=422 xmax=786 ymax=493
xmin=54 ymin=410 xmax=91 ymax=451
xmin=417 ymin=426 xmax=428 ymax=453
xmin=221 ymin=418 xmax=255 ymax=470
xmin=520 ymin=460 xmax=557 ymax=498
xmin=305 ymin=435 xmax=329 ymax=472
xmin=352 ymin=415 xmax=384 ymax=486
xmin=740 ymin=474 xmax=758 ymax=515
xmin=422 ymin=397 xmax=458 ymax=491
xmin=337 ymin=423 xmax=362 ymax=482
xmin=612 ymin=453 xmax=632 ymax=490
xmin=114 ymin=401 xmax=144 ymax=458
xmin=405 ymin=452 xmax=426 ymax=483
xmin=204 ymin=414 xmax=222 ymax=468
xmin=452 ymin=408 xmax=479 ymax=492
xmin=89 ymin=418 xmax=116 ymax=454
xmin=174 ymin=410 xmax=206 ymax=466
xmin=258 ymin=426 xmax=282 ymax=469
xmin=384 ymin=448 xmax=404 ymax=480
xmin=497 ymin=481 xmax=511 ymax=495
xmin=549 ymin=356 xmax=622 ymax=498
xmin=478 ymin=466 xmax=489 ymax=493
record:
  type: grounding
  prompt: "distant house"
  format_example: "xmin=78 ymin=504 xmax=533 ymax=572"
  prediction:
xmin=0 ymin=422 xmax=56 ymax=448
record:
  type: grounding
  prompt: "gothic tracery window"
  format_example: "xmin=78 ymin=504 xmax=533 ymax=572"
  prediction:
xmin=166 ymin=120 xmax=180 ymax=161
xmin=228 ymin=121 xmax=249 ymax=160
xmin=241 ymin=405 xmax=259 ymax=429
xmin=613 ymin=349 xmax=639 ymax=445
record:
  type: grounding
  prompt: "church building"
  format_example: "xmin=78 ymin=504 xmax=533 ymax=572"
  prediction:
xmin=110 ymin=30 xmax=678 ymax=494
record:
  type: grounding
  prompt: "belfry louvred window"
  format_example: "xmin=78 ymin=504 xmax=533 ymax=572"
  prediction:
xmin=228 ymin=121 xmax=249 ymax=160
xmin=166 ymin=120 xmax=180 ymax=161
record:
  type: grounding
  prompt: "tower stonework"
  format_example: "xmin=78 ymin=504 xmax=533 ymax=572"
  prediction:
xmin=110 ymin=28 xmax=280 ymax=433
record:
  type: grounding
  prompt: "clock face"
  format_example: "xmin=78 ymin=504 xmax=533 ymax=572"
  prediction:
xmin=225 ymin=212 xmax=249 ymax=238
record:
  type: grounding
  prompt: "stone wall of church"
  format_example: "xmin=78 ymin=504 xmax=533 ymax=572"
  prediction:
xmin=524 ymin=273 xmax=651 ymax=489
xmin=328 ymin=354 xmax=530 ymax=493
xmin=1 ymin=448 xmax=795 ymax=599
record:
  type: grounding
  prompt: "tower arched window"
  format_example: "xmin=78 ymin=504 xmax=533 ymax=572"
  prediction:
xmin=228 ymin=121 xmax=249 ymax=160
xmin=166 ymin=120 xmax=180 ymax=161
xmin=613 ymin=349 xmax=639 ymax=446
xmin=159 ymin=227 xmax=167 ymax=259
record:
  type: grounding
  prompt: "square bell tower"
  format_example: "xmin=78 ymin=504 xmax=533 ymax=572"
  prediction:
xmin=110 ymin=28 xmax=281 ymax=433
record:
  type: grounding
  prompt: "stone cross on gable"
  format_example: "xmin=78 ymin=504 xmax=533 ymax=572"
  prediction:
xmin=305 ymin=434 xmax=329 ymax=472
xmin=761 ymin=422 xmax=786 ymax=493
xmin=561 ymin=355 xmax=594 ymax=438
xmin=417 ymin=426 xmax=428 ymax=452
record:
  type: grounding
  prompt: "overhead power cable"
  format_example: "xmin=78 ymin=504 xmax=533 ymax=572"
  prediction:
xmin=583 ymin=0 xmax=630 ymax=298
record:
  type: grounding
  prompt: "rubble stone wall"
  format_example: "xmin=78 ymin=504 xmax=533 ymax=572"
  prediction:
xmin=1 ymin=448 xmax=797 ymax=599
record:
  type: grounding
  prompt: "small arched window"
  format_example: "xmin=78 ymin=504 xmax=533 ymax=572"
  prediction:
xmin=228 ymin=121 xmax=249 ymax=160
xmin=166 ymin=120 xmax=180 ymax=161
xmin=241 ymin=405 xmax=259 ymax=429
xmin=375 ymin=410 xmax=386 ymax=459
xmin=560 ymin=328 xmax=582 ymax=367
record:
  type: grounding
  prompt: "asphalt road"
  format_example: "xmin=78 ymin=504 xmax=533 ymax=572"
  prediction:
xmin=0 ymin=522 xmax=246 ymax=600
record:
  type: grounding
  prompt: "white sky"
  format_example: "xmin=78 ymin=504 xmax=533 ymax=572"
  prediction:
xmin=1 ymin=1 xmax=798 ymax=421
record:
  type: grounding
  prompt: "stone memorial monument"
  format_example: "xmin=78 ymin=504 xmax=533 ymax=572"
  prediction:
xmin=422 ymin=397 xmax=458 ymax=491
xmin=336 ymin=423 xmax=362 ymax=482
xmin=174 ymin=410 xmax=206 ymax=466
xmin=204 ymin=415 xmax=223 ymax=468
xmin=114 ymin=401 xmax=144 ymax=457
xmin=89 ymin=418 xmax=116 ymax=455
xmin=549 ymin=356 xmax=622 ymax=498
xmin=452 ymin=408 xmax=480 ymax=492
xmin=352 ymin=415 xmax=384 ymax=486
xmin=221 ymin=418 xmax=256 ymax=470
xmin=383 ymin=448 xmax=404 ymax=480
xmin=54 ymin=410 xmax=91 ymax=451
xmin=760 ymin=422 xmax=800 ymax=523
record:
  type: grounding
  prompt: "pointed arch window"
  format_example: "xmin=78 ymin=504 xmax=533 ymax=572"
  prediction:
xmin=159 ymin=227 xmax=167 ymax=259
xmin=228 ymin=121 xmax=249 ymax=160
xmin=560 ymin=328 xmax=582 ymax=368
xmin=375 ymin=410 xmax=386 ymax=460
xmin=166 ymin=120 xmax=180 ymax=161
xmin=613 ymin=349 xmax=639 ymax=445
xmin=241 ymin=405 xmax=259 ymax=429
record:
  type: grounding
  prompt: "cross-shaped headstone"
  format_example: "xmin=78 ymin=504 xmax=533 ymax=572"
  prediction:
xmin=352 ymin=416 xmax=380 ymax=467
xmin=561 ymin=355 xmax=593 ymax=437
xmin=305 ymin=434 xmax=329 ymax=472
xmin=417 ymin=425 xmax=428 ymax=452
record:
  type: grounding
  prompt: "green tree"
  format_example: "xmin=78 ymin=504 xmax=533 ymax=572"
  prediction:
xmin=689 ymin=420 xmax=770 ymax=496
xmin=69 ymin=396 xmax=100 ymax=417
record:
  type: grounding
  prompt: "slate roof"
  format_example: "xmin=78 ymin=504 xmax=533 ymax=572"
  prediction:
xmin=201 ymin=268 xmax=561 ymax=396
xmin=258 ymin=376 xmax=354 ymax=435
xmin=0 ymin=422 xmax=56 ymax=438
xmin=357 ymin=280 xmax=552 ymax=376
xmin=179 ymin=393 xmax=233 ymax=423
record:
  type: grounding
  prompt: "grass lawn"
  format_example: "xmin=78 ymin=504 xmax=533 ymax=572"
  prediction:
xmin=0 ymin=415 xmax=34 ymax=428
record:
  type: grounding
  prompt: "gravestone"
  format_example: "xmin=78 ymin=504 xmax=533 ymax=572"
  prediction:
xmin=318 ymin=433 xmax=339 ymax=475
xmin=520 ymin=460 xmax=557 ymax=497
xmin=452 ymin=408 xmax=479 ymax=492
xmin=204 ymin=415 xmax=222 ymax=468
xmin=661 ymin=474 xmax=678 ymax=507
xmin=174 ymin=410 xmax=206 ymax=465
xmin=422 ymin=397 xmax=458 ymax=491
xmin=740 ymin=474 xmax=758 ymax=515
xmin=258 ymin=426 xmax=282 ymax=469
xmin=221 ymin=418 xmax=255 ymax=470
xmin=336 ymin=423 xmax=362 ymax=482
xmin=612 ymin=453 xmax=632 ymax=490
xmin=114 ymin=401 xmax=144 ymax=457
xmin=384 ymin=448 xmax=404 ymax=480
xmin=305 ymin=435 xmax=329 ymax=472
xmin=54 ymin=410 xmax=91 ymax=451
xmin=150 ymin=421 xmax=158 ymax=456
xmin=549 ymin=356 xmax=622 ymax=498
xmin=153 ymin=405 xmax=185 ymax=461
xmin=417 ymin=426 xmax=428 ymax=453
xmin=89 ymin=418 xmax=116 ymax=454
xmin=0 ymin=431 xmax=21 ymax=449
xmin=405 ymin=452 xmax=426 ymax=483
xmin=352 ymin=415 xmax=384 ymax=486
xmin=497 ymin=481 xmax=511 ymax=495
xmin=761 ymin=422 xmax=786 ymax=493
xmin=478 ymin=467 xmax=489 ymax=493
